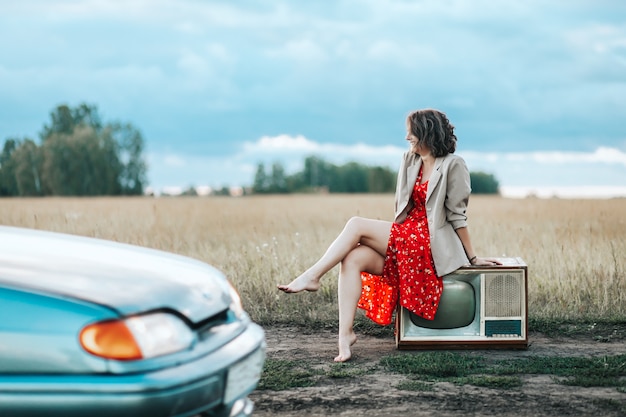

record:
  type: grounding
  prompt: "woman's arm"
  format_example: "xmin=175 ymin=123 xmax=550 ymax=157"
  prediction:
xmin=454 ymin=226 xmax=501 ymax=266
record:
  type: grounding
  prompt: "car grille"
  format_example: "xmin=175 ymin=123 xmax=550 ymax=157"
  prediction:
xmin=194 ymin=308 xmax=230 ymax=333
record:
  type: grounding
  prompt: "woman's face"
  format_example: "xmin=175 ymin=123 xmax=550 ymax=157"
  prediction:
xmin=406 ymin=125 xmax=422 ymax=154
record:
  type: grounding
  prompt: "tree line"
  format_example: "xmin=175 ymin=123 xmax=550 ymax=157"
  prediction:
xmin=252 ymin=156 xmax=499 ymax=194
xmin=0 ymin=103 xmax=147 ymax=196
xmin=252 ymin=156 xmax=397 ymax=194
xmin=0 ymin=104 xmax=499 ymax=197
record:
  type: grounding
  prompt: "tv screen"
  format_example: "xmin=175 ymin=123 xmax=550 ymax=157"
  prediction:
xmin=409 ymin=277 xmax=477 ymax=329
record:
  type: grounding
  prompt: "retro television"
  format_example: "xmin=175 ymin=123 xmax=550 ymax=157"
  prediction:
xmin=396 ymin=257 xmax=528 ymax=350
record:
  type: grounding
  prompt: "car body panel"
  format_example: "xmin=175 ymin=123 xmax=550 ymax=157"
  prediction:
xmin=0 ymin=287 xmax=116 ymax=373
xmin=0 ymin=226 xmax=231 ymax=323
xmin=0 ymin=226 xmax=266 ymax=417
xmin=0 ymin=323 xmax=265 ymax=417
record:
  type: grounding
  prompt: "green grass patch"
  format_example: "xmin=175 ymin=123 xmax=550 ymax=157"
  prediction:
xmin=528 ymin=317 xmax=626 ymax=341
xmin=459 ymin=375 xmax=523 ymax=389
xmin=383 ymin=353 xmax=521 ymax=390
xmin=353 ymin=316 xmax=396 ymax=338
xmin=258 ymin=359 xmax=375 ymax=390
xmin=326 ymin=362 xmax=369 ymax=379
xmin=380 ymin=352 xmax=626 ymax=391
xmin=257 ymin=358 xmax=318 ymax=391
xmin=381 ymin=351 xmax=486 ymax=378
xmin=396 ymin=379 xmax=435 ymax=391
xmin=496 ymin=355 xmax=626 ymax=388
xmin=592 ymin=398 xmax=626 ymax=415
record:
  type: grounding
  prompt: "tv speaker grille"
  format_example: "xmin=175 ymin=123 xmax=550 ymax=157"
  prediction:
xmin=484 ymin=273 xmax=522 ymax=317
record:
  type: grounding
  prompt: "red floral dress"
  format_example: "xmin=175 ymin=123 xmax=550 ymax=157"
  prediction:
xmin=358 ymin=167 xmax=443 ymax=326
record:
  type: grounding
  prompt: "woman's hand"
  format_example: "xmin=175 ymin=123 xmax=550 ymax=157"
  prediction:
xmin=471 ymin=256 xmax=502 ymax=266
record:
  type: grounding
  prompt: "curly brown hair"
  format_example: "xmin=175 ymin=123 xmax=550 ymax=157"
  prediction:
xmin=406 ymin=109 xmax=457 ymax=157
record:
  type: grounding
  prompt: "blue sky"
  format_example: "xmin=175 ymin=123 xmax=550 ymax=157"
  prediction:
xmin=1 ymin=0 xmax=625 ymax=197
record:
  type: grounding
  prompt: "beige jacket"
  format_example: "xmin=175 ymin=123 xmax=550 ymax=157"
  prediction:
xmin=393 ymin=151 xmax=471 ymax=276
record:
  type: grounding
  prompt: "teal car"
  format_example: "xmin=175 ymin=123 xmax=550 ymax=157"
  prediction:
xmin=0 ymin=226 xmax=266 ymax=417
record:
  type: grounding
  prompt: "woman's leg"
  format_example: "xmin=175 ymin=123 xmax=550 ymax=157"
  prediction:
xmin=335 ymin=245 xmax=384 ymax=362
xmin=278 ymin=216 xmax=392 ymax=293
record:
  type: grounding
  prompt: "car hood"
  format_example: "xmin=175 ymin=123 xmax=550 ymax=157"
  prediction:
xmin=0 ymin=226 xmax=232 ymax=323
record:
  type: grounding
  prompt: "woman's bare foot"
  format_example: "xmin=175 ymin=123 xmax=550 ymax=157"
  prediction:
xmin=277 ymin=273 xmax=320 ymax=293
xmin=334 ymin=332 xmax=357 ymax=362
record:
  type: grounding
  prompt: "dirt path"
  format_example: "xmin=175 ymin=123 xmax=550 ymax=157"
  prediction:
xmin=249 ymin=326 xmax=626 ymax=417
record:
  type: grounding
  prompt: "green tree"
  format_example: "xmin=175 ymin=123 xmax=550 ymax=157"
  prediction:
xmin=40 ymin=103 xmax=102 ymax=140
xmin=0 ymin=102 xmax=147 ymax=196
xmin=252 ymin=156 xmax=398 ymax=194
xmin=285 ymin=170 xmax=305 ymax=192
xmin=250 ymin=156 xmax=501 ymax=195
xmin=106 ymin=122 xmax=146 ymax=195
xmin=181 ymin=185 xmax=198 ymax=196
xmin=12 ymin=139 xmax=43 ymax=196
xmin=334 ymin=162 xmax=368 ymax=193
xmin=302 ymin=156 xmax=333 ymax=190
xmin=368 ymin=166 xmax=396 ymax=193
xmin=253 ymin=163 xmax=269 ymax=193
xmin=0 ymin=138 xmax=19 ymax=196
xmin=253 ymin=162 xmax=289 ymax=193
xmin=269 ymin=162 xmax=288 ymax=193
xmin=41 ymin=126 xmax=121 ymax=195
xmin=470 ymin=171 xmax=500 ymax=194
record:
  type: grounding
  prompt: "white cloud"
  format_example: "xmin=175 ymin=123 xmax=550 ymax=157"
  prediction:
xmin=177 ymin=49 xmax=211 ymax=75
xmin=147 ymin=152 xmax=255 ymax=189
xmin=566 ymin=23 xmax=626 ymax=57
xmin=243 ymin=134 xmax=405 ymax=162
xmin=266 ymin=39 xmax=328 ymax=63
xmin=163 ymin=154 xmax=186 ymax=167
xmin=463 ymin=147 xmax=626 ymax=166
xmin=501 ymin=186 xmax=626 ymax=199
xmin=244 ymin=134 xmax=319 ymax=152
xmin=365 ymin=40 xmax=439 ymax=69
xmin=0 ymin=0 xmax=225 ymax=24
xmin=527 ymin=147 xmax=626 ymax=165
xmin=461 ymin=147 xmax=626 ymax=192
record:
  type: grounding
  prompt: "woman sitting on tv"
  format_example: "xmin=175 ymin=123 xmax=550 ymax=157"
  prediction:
xmin=278 ymin=108 xmax=501 ymax=362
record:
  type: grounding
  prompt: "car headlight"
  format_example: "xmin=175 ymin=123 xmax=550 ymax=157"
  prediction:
xmin=79 ymin=313 xmax=194 ymax=360
xmin=228 ymin=282 xmax=245 ymax=319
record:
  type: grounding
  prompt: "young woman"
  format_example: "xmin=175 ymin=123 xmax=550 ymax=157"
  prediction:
xmin=278 ymin=109 xmax=500 ymax=362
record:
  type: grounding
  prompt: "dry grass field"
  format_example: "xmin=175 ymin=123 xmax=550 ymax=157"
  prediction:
xmin=1 ymin=194 xmax=625 ymax=324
